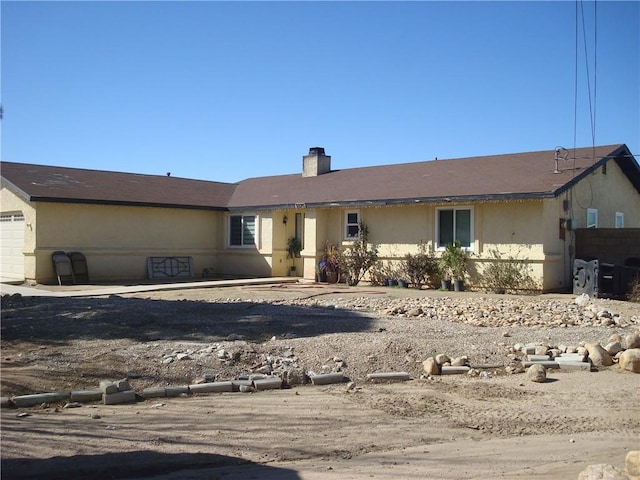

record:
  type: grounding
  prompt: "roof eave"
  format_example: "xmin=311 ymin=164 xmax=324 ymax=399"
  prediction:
xmin=0 ymin=177 xmax=33 ymax=203
xmin=227 ymin=192 xmax=554 ymax=211
xmin=29 ymin=196 xmax=229 ymax=212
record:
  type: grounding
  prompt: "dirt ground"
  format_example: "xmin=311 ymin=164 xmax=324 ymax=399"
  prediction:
xmin=1 ymin=282 xmax=639 ymax=479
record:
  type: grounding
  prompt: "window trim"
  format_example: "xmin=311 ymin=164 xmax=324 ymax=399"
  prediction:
xmin=228 ymin=213 xmax=258 ymax=248
xmin=344 ymin=210 xmax=360 ymax=240
xmin=435 ymin=206 xmax=474 ymax=251
xmin=615 ymin=212 xmax=624 ymax=229
xmin=587 ymin=208 xmax=598 ymax=229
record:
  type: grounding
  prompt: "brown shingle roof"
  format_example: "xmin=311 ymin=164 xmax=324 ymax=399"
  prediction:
xmin=2 ymin=145 xmax=636 ymax=211
xmin=0 ymin=162 xmax=236 ymax=210
xmin=227 ymin=144 xmax=635 ymax=209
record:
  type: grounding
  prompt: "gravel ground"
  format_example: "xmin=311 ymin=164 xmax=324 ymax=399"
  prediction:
xmin=2 ymin=283 xmax=638 ymax=397
xmin=1 ymin=282 xmax=639 ymax=480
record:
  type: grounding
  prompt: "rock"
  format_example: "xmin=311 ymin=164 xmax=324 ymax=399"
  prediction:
xmin=585 ymin=343 xmax=614 ymax=367
xmin=618 ymin=349 xmax=640 ymax=373
xmin=577 ymin=463 xmax=627 ymax=480
xmin=526 ymin=364 xmax=546 ymax=383
xmin=575 ymin=293 xmax=590 ymax=307
xmin=282 ymin=367 xmax=306 ymax=386
xmin=626 ymin=451 xmax=640 ymax=478
xmin=422 ymin=357 xmax=440 ymax=376
xmin=605 ymin=342 xmax=624 ymax=356
xmin=194 ymin=373 xmax=217 ymax=384
xmin=434 ymin=354 xmax=450 ymax=365
xmin=534 ymin=346 xmax=548 ymax=356
xmin=548 ymin=348 xmax=562 ymax=359
xmin=176 ymin=353 xmax=192 ymax=361
xmin=255 ymin=365 xmax=272 ymax=374
xmin=451 ymin=356 xmax=468 ymax=367
xmin=626 ymin=332 xmax=640 ymax=349
xmin=608 ymin=333 xmax=623 ymax=344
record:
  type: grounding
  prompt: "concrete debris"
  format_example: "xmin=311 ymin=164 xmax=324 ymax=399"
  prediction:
xmin=310 ymin=372 xmax=345 ymax=385
xmin=103 ymin=390 xmax=136 ymax=405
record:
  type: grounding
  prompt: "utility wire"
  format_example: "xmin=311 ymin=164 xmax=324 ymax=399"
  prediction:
xmin=579 ymin=0 xmax=597 ymax=157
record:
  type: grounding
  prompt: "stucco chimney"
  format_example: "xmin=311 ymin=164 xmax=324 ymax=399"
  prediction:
xmin=302 ymin=147 xmax=331 ymax=177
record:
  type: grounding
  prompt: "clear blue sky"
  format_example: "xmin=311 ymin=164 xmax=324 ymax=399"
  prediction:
xmin=1 ymin=1 xmax=638 ymax=183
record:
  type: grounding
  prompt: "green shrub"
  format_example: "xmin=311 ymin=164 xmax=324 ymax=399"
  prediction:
xmin=481 ymin=247 xmax=537 ymax=294
xmin=402 ymin=241 xmax=439 ymax=289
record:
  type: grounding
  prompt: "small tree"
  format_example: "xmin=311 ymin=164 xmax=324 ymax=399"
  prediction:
xmin=336 ymin=223 xmax=379 ymax=286
xmin=402 ymin=241 xmax=439 ymax=289
xmin=439 ymin=241 xmax=468 ymax=281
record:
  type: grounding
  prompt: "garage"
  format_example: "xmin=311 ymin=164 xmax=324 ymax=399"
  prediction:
xmin=0 ymin=212 xmax=25 ymax=282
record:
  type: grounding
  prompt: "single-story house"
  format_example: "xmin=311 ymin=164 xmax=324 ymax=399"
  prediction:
xmin=2 ymin=144 xmax=639 ymax=291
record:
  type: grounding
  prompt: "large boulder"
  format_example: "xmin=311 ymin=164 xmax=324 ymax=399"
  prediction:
xmin=422 ymin=357 xmax=440 ymax=376
xmin=626 ymin=450 xmax=640 ymax=478
xmin=585 ymin=343 xmax=614 ymax=367
xmin=626 ymin=332 xmax=640 ymax=349
xmin=577 ymin=463 xmax=627 ymax=480
xmin=618 ymin=349 xmax=640 ymax=373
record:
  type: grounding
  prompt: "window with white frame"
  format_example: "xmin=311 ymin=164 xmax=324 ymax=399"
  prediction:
xmin=229 ymin=214 xmax=257 ymax=246
xmin=615 ymin=212 xmax=624 ymax=229
xmin=436 ymin=206 xmax=473 ymax=249
xmin=587 ymin=208 xmax=598 ymax=229
xmin=345 ymin=210 xmax=360 ymax=239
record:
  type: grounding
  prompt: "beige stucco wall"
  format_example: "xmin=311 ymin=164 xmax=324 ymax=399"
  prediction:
xmin=537 ymin=159 xmax=640 ymax=291
xmin=32 ymin=201 xmax=223 ymax=283
xmin=215 ymin=211 xmax=273 ymax=278
xmin=302 ymin=201 xmax=547 ymax=285
xmin=566 ymin=160 xmax=640 ymax=228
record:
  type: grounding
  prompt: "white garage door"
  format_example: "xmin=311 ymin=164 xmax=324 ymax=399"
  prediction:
xmin=0 ymin=212 xmax=26 ymax=282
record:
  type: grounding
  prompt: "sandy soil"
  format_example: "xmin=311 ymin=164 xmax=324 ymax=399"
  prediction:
xmin=1 ymin=283 xmax=639 ymax=479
